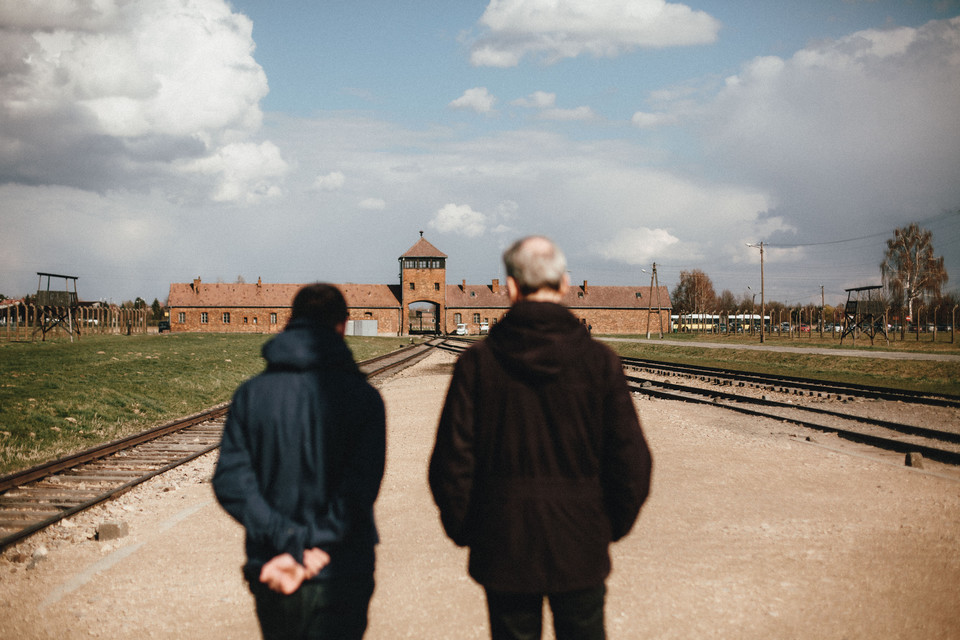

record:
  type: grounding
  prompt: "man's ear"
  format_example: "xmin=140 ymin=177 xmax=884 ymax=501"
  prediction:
xmin=558 ymin=272 xmax=570 ymax=296
xmin=506 ymin=276 xmax=521 ymax=303
xmin=335 ymin=321 xmax=347 ymax=337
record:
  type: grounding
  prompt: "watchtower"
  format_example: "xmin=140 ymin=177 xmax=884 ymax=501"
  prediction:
xmin=840 ymin=285 xmax=888 ymax=345
xmin=399 ymin=232 xmax=447 ymax=335
xmin=34 ymin=272 xmax=80 ymax=341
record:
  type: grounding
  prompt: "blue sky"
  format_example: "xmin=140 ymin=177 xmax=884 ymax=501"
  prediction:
xmin=2 ymin=0 xmax=958 ymax=308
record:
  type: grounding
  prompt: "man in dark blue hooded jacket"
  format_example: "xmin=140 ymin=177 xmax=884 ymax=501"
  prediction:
xmin=213 ymin=283 xmax=385 ymax=640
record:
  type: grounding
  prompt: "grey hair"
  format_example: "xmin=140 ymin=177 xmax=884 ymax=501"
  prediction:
xmin=502 ymin=236 xmax=567 ymax=295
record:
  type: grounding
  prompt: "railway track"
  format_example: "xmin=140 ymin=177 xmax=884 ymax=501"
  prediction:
xmin=622 ymin=360 xmax=960 ymax=468
xmin=0 ymin=340 xmax=440 ymax=551
xmin=621 ymin=356 xmax=960 ymax=408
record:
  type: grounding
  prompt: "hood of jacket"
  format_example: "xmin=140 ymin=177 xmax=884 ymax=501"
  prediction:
xmin=261 ymin=319 xmax=358 ymax=374
xmin=486 ymin=300 xmax=591 ymax=381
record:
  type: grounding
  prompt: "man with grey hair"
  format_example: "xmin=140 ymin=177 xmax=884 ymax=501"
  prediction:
xmin=430 ymin=236 xmax=652 ymax=640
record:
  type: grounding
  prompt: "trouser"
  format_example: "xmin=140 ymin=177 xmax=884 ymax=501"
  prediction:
xmin=248 ymin=573 xmax=375 ymax=640
xmin=484 ymin=584 xmax=606 ymax=640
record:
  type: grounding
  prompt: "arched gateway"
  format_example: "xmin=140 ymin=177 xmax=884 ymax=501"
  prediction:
xmin=399 ymin=232 xmax=447 ymax=336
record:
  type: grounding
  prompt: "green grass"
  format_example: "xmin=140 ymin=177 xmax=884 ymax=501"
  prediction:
xmin=0 ymin=333 xmax=414 ymax=475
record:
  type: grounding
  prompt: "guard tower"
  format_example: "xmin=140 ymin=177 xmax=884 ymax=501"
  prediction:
xmin=840 ymin=285 xmax=888 ymax=345
xmin=34 ymin=272 xmax=80 ymax=341
xmin=399 ymin=232 xmax=447 ymax=335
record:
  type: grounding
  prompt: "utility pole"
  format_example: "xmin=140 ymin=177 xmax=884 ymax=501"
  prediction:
xmin=820 ymin=284 xmax=825 ymax=338
xmin=645 ymin=262 xmax=663 ymax=339
xmin=747 ymin=242 xmax=765 ymax=343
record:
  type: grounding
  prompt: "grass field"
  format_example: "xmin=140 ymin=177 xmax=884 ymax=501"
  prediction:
xmin=1 ymin=331 xmax=956 ymax=476
xmin=0 ymin=332 xmax=413 ymax=475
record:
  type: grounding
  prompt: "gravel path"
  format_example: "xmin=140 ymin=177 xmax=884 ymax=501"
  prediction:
xmin=1 ymin=350 xmax=958 ymax=639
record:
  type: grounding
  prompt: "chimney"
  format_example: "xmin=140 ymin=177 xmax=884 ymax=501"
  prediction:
xmin=492 ymin=278 xmax=500 ymax=293
xmin=462 ymin=279 xmax=466 ymax=291
xmin=257 ymin=277 xmax=262 ymax=288
xmin=192 ymin=277 xmax=201 ymax=293
xmin=583 ymin=280 xmax=588 ymax=293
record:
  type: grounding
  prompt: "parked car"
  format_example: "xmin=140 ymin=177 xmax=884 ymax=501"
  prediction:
xmin=454 ymin=323 xmax=467 ymax=336
xmin=158 ymin=320 xmax=171 ymax=333
xmin=479 ymin=322 xmax=489 ymax=334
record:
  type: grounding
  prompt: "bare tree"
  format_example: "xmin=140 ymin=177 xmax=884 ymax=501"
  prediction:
xmin=881 ymin=223 xmax=948 ymax=321
xmin=717 ymin=289 xmax=737 ymax=313
xmin=672 ymin=270 xmax=717 ymax=318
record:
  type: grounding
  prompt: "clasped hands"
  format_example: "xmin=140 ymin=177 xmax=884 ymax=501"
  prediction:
xmin=259 ymin=548 xmax=330 ymax=595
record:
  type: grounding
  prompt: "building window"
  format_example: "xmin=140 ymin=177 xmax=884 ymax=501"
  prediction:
xmin=200 ymin=312 xmax=208 ymax=324
xmin=252 ymin=317 xmax=258 ymax=324
xmin=223 ymin=312 xmax=231 ymax=324
xmin=454 ymin=313 xmax=462 ymax=324
xmin=409 ymin=282 xmax=415 ymax=290
xmin=177 ymin=312 xmax=185 ymax=323
xmin=270 ymin=313 xmax=277 ymax=324
xmin=473 ymin=313 xmax=480 ymax=323
xmin=434 ymin=282 xmax=440 ymax=291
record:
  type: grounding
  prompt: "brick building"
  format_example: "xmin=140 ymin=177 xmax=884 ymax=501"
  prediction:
xmin=166 ymin=235 xmax=672 ymax=336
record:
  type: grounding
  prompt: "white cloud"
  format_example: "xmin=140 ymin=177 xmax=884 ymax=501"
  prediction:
xmin=470 ymin=0 xmax=721 ymax=67
xmin=0 ymin=0 xmax=282 ymax=202
xmin=359 ymin=198 xmax=386 ymax=210
xmin=449 ymin=87 xmax=497 ymax=114
xmin=594 ymin=227 xmax=682 ymax=265
xmin=429 ymin=203 xmax=489 ymax=237
xmin=697 ymin=17 xmax=960 ymax=226
xmin=313 ymin=171 xmax=346 ymax=191
xmin=181 ymin=141 xmax=288 ymax=204
xmin=540 ymin=106 xmax=596 ymax=121
xmin=631 ymin=111 xmax=678 ymax=128
xmin=512 ymin=91 xmax=557 ymax=108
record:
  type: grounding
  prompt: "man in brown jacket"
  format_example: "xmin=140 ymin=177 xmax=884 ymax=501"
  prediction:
xmin=429 ymin=235 xmax=652 ymax=640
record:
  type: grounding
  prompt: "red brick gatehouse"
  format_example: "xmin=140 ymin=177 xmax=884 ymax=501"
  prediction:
xmin=166 ymin=235 xmax=672 ymax=336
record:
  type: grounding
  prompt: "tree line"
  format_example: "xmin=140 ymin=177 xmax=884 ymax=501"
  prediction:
xmin=671 ymin=222 xmax=954 ymax=331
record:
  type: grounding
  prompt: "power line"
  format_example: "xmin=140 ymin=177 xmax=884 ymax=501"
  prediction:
xmin=763 ymin=210 xmax=959 ymax=249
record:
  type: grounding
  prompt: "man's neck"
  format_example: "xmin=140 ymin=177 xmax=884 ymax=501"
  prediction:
xmin=518 ymin=289 xmax=563 ymax=303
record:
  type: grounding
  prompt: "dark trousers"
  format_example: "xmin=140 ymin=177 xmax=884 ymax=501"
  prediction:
xmin=248 ymin=574 xmax=374 ymax=640
xmin=485 ymin=584 xmax=606 ymax=640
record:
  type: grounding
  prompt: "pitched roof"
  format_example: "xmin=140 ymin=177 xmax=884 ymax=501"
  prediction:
xmin=445 ymin=281 xmax=672 ymax=310
xmin=562 ymin=284 xmax=672 ymax=310
xmin=339 ymin=284 xmax=402 ymax=307
xmin=446 ymin=283 xmax=510 ymax=308
xmin=168 ymin=281 xmax=301 ymax=308
xmin=168 ymin=280 xmax=401 ymax=308
xmin=400 ymin=236 xmax=447 ymax=258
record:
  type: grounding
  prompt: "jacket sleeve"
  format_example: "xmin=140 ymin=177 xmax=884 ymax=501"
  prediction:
xmin=600 ymin=352 xmax=653 ymax=541
xmin=212 ymin=388 xmax=310 ymax=563
xmin=428 ymin=352 xmax=477 ymax=546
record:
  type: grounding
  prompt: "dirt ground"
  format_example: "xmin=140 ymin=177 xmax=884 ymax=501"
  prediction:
xmin=1 ymin=349 xmax=958 ymax=639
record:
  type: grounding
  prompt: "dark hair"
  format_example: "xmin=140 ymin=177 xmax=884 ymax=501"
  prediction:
xmin=289 ymin=283 xmax=348 ymax=329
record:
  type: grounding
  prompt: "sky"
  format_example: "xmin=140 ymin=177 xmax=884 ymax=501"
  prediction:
xmin=2 ymin=0 xmax=959 ymax=308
